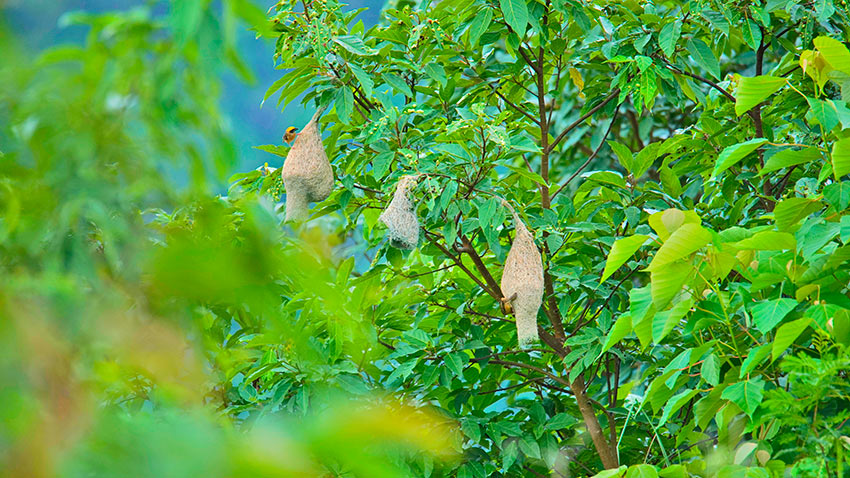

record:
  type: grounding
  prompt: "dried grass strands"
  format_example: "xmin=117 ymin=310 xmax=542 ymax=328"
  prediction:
xmin=379 ymin=175 xmax=420 ymax=250
xmin=282 ymin=108 xmax=333 ymax=222
xmin=500 ymin=203 xmax=544 ymax=346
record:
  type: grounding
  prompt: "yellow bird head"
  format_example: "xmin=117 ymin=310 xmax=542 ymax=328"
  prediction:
xmin=283 ymin=126 xmax=298 ymax=145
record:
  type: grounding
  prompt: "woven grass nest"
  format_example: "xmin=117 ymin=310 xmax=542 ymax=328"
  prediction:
xmin=500 ymin=206 xmax=544 ymax=346
xmin=379 ymin=175 xmax=420 ymax=250
xmin=282 ymin=108 xmax=333 ymax=222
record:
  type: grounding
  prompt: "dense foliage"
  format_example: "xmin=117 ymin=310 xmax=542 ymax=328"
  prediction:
xmin=4 ymin=0 xmax=850 ymax=477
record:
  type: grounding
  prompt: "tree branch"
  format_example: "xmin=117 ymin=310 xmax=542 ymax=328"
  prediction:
xmin=547 ymin=89 xmax=620 ymax=154
xmin=552 ymin=107 xmax=620 ymax=199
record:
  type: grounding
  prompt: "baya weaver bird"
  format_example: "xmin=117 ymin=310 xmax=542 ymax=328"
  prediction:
xmin=283 ymin=126 xmax=298 ymax=145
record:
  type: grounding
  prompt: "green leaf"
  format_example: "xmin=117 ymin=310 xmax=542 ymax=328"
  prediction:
xmin=650 ymin=259 xmax=691 ymax=309
xmin=386 ymin=359 xmax=418 ymax=384
xmin=824 ymin=181 xmax=850 ymax=211
xmin=626 ymin=464 xmax=659 ymax=478
xmin=774 ymin=198 xmax=822 ymax=231
xmin=383 ymin=73 xmax=413 ymax=97
xmin=461 ymin=420 xmax=481 ymax=442
xmin=751 ymin=298 xmax=798 ymax=333
xmin=335 ymin=87 xmax=354 ymax=124
xmin=262 ymin=75 xmax=289 ymax=107
xmin=252 ymin=144 xmax=288 ymax=158
xmin=499 ymin=0 xmax=528 ymax=35
xmin=741 ymin=18 xmax=762 ymax=50
xmin=633 ymin=142 xmax=659 ymax=178
xmin=687 ymin=38 xmax=721 ymax=80
xmin=772 ymin=317 xmax=812 ymax=362
xmin=701 ymin=353 xmax=721 ymax=386
xmin=591 ymin=466 xmax=627 ymax=478
xmin=721 ymin=378 xmax=764 ymax=417
xmin=601 ymin=235 xmax=648 ymax=282
xmin=712 ymin=138 xmax=768 ymax=179
xmin=506 ymin=164 xmax=548 ymax=186
xmin=659 ymin=465 xmax=688 ymax=478
xmin=831 ymin=309 xmax=850 ymax=347
xmin=659 ymin=389 xmax=699 ymax=426
xmin=372 ymin=152 xmax=393 ymax=178
xmin=545 ymin=413 xmax=578 ymax=430
xmin=735 ymin=76 xmax=785 ymax=116
xmin=647 ymin=223 xmax=711 ymax=271
xmin=518 ymin=436 xmax=541 ymax=459
xmin=760 ymin=146 xmax=821 ymax=175
xmin=652 ymin=298 xmax=692 ymax=343
xmin=333 ymin=35 xmax=376 ymax=55
xmin=601 ymin=314 xmax=632 ymax=353
xmin=730 ymin=230 xmax=796 ymax=250
xmin=424 ymin=63 xmax=447 ymax=87
xmin=659 ymin=21 xmax=681 ymax=57
xmin=832 ymin=137 xmax=850 ymax=179
xmin=739 ymin=343 xmax=771 ymax=378
xmin=807 ymin=97 xmax=839 ymax=132
xmin=467 ymin=8 xmax=492 ymax=47
xmin=609 ymin=140 xmax=634 ymax=173
xmin=444 ymin=352 xmax=466 ymax=376
xmin=349 ymin=64 xmax=374 ymax=96
xmin=814 ymin=36 xmax=850 ymax=75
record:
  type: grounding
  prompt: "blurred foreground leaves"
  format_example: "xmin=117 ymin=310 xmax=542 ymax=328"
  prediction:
xmin=0 ymin=4 xmax=457 ymax=478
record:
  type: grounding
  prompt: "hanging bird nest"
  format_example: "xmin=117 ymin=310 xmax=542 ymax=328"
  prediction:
xmin=500 ymin=202 xmax=544 ymax=346
xmin=282 ymin=108 xmax=333 ymax=222
xmin=379 ymin=174 xmax=420 ymax=250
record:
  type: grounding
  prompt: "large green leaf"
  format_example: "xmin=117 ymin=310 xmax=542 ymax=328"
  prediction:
xmin=721 ymin=378 xmax=764 ymax=417
xmin=467 ymin=8 xmax=492 ymax=47
xmin=750 ymin=298 xmax=798 ymax=333
xmin=687 ymin=38 xmax=721 ymax=80
xmin=609 ymin=140 xmax=634 ymax=173
xmin=711 ymin=138 xmax=768 ymax=179
xmin=499 ymin=0 xmax=528 ymax=35
xmin=760 ymin=146 xmax=821 ymax=175
xmin=832 ymin=137 xmax=850 ymax=179
xmin=650 ymin=260 xmax=691 ymax=309
xmin=735 ymin=76 xmax=785 ymax=116
xmin=814 ymin=36 xmax=850 ymax=75
xmin=626 ymin=464 xmax=659 ymax=478
xmin=700 ymin=353 xmax=721 ymax=386
xmin=652 ymin=298 xmax=692 ymax=343
xmin=741 ymin=18 xmax=762 ymax=50
xmin=772 ymin=318 xmax=812 ymax=362
xmin=602 ymin=314 xmax=633 ymax=353
xmin=333 ymin=35 xmax=376 ymax=55
xmin=738 ymin=343 xmax=771 ymax=378
xmin=659 ymin=389 xmax=699 ymax=426
xmin=774 ymin=198 xmax=822 ymax=231
xmin=730 ymin=230 xmax=796 ymax=250
xmin=659 ymin=21 xmax=681 ymax=57
xmin=382 ymin=73 xmax=413 ymax=97
xmin=647 ymin=223 xmax=711 ymax=271
xmin=601 ymin=235 xmax=649 ymax=282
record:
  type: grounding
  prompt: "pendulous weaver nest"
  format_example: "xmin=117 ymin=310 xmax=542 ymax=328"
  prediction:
xmin=282 ymin=108 xmax=333 ymax=222
xmin=379 ymin=175 xmax=420 ymax=250
xmin=500 ymin=204 xmax=544 ymax=346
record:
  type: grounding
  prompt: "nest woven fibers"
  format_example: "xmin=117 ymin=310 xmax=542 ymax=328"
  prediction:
xmin=500 ymin=208 xmax=544 ymax=346
xmin=282 ymin=109 xmax=333 ymax=222
xmin=379 ymin=175 xmax=420 ymax=250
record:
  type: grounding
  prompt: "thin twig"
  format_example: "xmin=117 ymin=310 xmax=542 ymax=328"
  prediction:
xmin=552 ymin=107 xmax=621 ymax=199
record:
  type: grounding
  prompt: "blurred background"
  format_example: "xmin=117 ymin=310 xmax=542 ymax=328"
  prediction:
xmin=3 ymin=0 xmax=382 ymax=173
xmin=0 ymin=1 xmax=458 ymax=477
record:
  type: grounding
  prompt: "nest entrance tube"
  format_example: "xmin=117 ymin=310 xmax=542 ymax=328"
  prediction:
xmin=281 ymin=109 xmax=333 ymax=222
xmin=500 ymin=207 xmax=544 ymax=346
xmin=379 ymin=175 xmax=420 ymax=250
